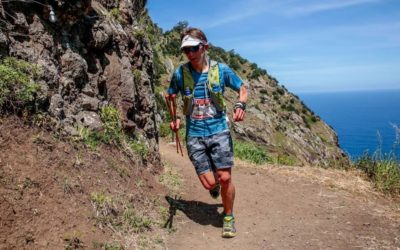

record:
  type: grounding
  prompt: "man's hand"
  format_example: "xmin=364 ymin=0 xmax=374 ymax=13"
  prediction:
xmin=233 ymin=101 xmax=246 ymax=122
xmin=170 ymin=118 xmax=181 ymax=132
xmin=233 ymin=85 xmax=247 ymax=122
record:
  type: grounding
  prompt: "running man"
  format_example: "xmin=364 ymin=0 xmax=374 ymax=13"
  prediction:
xmin=166 ymin=27 xmax=247 ymax=238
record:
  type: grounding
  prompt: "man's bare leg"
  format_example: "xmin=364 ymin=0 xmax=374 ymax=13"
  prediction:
xmin=217 ymin=168 xmax=235 ymax=215
xmin=197 ymin=168 xmax=235 ymax=214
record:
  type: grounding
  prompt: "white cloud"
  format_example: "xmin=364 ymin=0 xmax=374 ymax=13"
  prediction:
xmin=285 ymin=0 xmax=382 ymax=16
xmin=202 ymin=0 xmax=383 ymax=29
xmin=201 ymin=0 xmax=291 ymax=28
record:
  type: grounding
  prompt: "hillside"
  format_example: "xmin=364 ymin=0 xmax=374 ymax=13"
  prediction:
xmin=0 ymin=117 xmax=170 ymax=249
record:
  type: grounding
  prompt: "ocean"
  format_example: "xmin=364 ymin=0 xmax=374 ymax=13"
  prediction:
xmin=299 ymin=89 xmax=400 ymax=161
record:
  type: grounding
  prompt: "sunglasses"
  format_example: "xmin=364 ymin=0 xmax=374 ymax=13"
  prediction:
xmin=181 ymin=45 xmax=202 ymax=54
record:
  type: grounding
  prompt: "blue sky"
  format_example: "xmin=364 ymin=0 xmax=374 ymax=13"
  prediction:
xmin=147 ymin=0 xmax=400 ymax=94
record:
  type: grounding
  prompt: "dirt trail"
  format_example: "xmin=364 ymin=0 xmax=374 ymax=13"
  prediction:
xmin=159 ymin=140 xmax=400 ymax=250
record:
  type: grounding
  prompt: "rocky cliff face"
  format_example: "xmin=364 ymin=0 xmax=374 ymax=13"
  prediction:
xmin=229 ymin=77 xmax=348 ymax=167
xmin=0 ymin=0 xmax=159 ymax=167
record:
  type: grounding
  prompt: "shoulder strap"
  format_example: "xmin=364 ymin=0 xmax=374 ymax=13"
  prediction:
xmin=182 ymin=62 xmax=195 ymax=92
xmin=208 ymin=60 xmax=220 ymax=87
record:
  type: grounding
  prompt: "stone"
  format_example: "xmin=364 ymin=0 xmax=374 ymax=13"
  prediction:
xmin=78 ymin=94 xmax=99 ymax=111
xmin=74 ymin=111 xmax=103 ymax=131
xmin=48 ymin=94 xmax=64 ymax=119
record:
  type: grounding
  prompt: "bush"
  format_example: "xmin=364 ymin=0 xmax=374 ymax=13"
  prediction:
xmin=355 ymin=153 xmax=400 ymax=195
xmin=234 ymin=140 xmax=270 ymax=165
xmin=159 ymin=122 xmax=171 ymax=137
xmin=100 ymin=105 xmax=124 ymax=145
xmin=75 ymin=105 xmax=149 ymax=158
xmin=276 ymin=87 xmax=285 ymax=95
xmin=273 ymin=154 xmax=297 ymax=166
xmin=109 ymin=8 xmax=120 ymax=20
xmin=228 ymin=56 xmax=240 ymax=71
xmin=129 ymin=140 xmax=148 ymax=158
xmin=0 ymin=57 xmax=41 ymax=113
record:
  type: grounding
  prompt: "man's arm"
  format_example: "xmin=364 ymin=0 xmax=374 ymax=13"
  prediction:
xmin=233 ymin=85 xmax=247 ymax=122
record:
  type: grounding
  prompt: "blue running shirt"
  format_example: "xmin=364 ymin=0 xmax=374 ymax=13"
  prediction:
xmin=168 ymin=62 xmax=243 ymax=137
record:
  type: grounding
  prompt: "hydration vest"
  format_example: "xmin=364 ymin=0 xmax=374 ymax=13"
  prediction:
xmin=181 ymin=60 xmax=226 ymax=116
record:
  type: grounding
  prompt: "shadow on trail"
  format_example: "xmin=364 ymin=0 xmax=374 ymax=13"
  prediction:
xmin=164 ymin=195 xmax=224 ymax=229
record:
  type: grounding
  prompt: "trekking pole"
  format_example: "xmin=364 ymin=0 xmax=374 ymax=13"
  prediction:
xmin=171 ymin=96 xmax=184 ymax=156
xmin=164 ymin=94 xmax=183 ymax=156
xmin=163 ymin=94 xmax=174 ymax=143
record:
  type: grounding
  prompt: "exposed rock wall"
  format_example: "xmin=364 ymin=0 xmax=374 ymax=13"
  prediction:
xmin=0 ymin=0 xmax=159 ymax=168
xmin=226 ymin=76 xmax=349 ymax=167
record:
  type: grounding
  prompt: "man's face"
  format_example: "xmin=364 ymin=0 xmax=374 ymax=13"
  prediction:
xmin=182 ymin=44 xmax=206 ymax=63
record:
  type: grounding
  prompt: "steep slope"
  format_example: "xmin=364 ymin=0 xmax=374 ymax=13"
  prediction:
xmin=0 ymin=116 xmax=170 ymax=249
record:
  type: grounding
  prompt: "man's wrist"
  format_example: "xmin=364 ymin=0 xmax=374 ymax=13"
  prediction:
xmin=234 ymin=101 xmax=246 ymax=111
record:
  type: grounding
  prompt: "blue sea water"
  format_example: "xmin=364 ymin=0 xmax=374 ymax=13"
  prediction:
xmin=299 ymin=90 xmax=400 ymax=161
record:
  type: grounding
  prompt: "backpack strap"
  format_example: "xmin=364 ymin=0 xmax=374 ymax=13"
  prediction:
xmin=208 ymin=60 xmax=219 ymax=88
xmin=182 ymin=62 xmax=195 ymax=93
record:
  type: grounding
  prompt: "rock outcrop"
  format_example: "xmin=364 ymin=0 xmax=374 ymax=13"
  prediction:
xmin=0 ymin=0 xmax=159 ymax=168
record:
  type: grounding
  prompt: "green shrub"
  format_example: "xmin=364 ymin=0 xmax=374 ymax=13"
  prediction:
xmin=91 ymin=192 xmax=113 ymax=207
xmin=159 ymin=122 xmax=171 ymax=137
xmin=355 ymin=153 xmax=400 ymax=195
xmin=0 ymin=57 xmax=41 ymax=112
xmin=133 ymin=29 xmax=146 ymax=42
xmin=132 ymin=69 xmax=142 ymax=84
xmin=108 ymin=8 xmax=127 ymax=24
xmin=276 ymin=87 xmax=285 ymax=95
xmin=100 ymin=106 xmax=124 ymax=145
xmin=273 ymin=154 xmax=297 ymax=166
xmin=234 ymin=140 xmax=270 ymax=165
xmin=129 ymin=139 xmax=148 ymax=157
xmin=77 ymin=127 xmax=101 ymax=150
xmin=109 ymin=8 xmax=120 ymax=19
xmin=228 ymin=56 xmax=240 ymax=71
xmin=74 ymin=105 xmax=150 ymax=159
xmin=286 ymin=104 xmax=296 ymax=112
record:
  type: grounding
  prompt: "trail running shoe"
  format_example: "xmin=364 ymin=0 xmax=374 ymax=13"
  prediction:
xmin=222 ymin=215 xmax=237 ymax=238
xmin=209 ymin=182 xmax=220 ymax=199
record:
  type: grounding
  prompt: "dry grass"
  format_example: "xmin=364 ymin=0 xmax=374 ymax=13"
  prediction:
xmin=236 ymin=158 xmax=400 ymax=221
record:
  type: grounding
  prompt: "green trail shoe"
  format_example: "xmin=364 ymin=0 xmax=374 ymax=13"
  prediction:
xmin=222 ymin=215 xmax=237 ymax=238
xmin=209 ymin=183 xmax=221 ymax=199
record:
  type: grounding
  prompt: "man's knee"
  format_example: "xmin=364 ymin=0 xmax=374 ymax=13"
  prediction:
xmin=201 ymin=180 xmax=216 ymax=190
xmin=199 ymin=173 xmax=217 ymax=190
xmin=218 ymin=170 xmax=232 ymax=187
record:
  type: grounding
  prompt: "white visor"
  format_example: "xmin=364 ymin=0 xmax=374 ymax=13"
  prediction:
xmin=180 ymin=35 xmax=204 ymax=48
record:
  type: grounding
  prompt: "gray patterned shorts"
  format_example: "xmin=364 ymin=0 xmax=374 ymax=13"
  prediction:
xmin=186 ymin=130 xmax=234 ymax=175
